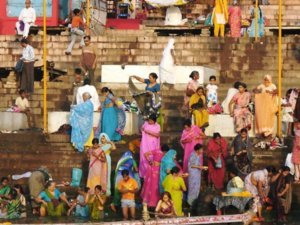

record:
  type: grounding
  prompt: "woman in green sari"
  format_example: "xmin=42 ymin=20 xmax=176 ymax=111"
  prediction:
xmin=0 ymin=177 xmax=11 ymax=200
xmin=36 ymin=181 xmax=71 ymax=217
xmin=0 ymin=189 xmax=21 ymax=219
xmin=88 ymin=185 xmax=106 ymax=220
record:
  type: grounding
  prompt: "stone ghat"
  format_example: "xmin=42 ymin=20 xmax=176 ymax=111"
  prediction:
xmin=0 ymin=34 xmax=299 ymax=131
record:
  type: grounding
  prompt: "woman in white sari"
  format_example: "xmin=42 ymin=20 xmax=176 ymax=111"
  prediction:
xmin=159 ymin=38 xmax=176 ymax=85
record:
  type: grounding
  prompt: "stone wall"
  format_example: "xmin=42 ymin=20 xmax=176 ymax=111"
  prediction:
xmin=0 ymin=31 xmax=299 ymax=129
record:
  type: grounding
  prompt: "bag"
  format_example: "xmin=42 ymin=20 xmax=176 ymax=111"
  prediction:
xmin=15 ymin=59 xmax=24 ymax=73
xmin=215 ymin=155 xmax=222 ymax=168
xmin=216 ymin=13 xmax=226 ymax=24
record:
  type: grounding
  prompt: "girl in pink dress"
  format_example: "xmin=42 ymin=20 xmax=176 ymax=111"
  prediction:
xmin=139 ymin=114 xmax=161 ymax=179
xmin=180 ymin=119 xmax=206 ymax=173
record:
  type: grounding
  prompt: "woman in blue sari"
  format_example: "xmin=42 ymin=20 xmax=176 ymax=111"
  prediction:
xmin=70 ymin=92 xmax=94 ymax=152
xmin=99 ymin=87 xmax=121 ymax=142
xmin=111 ymin=149 xmax=140 ymax=211
xmin=247 ymin=1 xmax=264 ymax=38
xmin=159 ymin=149 xmax=177 ymax=193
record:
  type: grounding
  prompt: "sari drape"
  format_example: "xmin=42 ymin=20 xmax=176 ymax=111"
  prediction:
xmin=139 ymin=121 xmax=161 ymax=178
xmin=160 ymin=150 xmax=177 ymax=193
xmin=70 ymin=99 xmax=94 ymax=152
xmin=87 ymin=146 xmax=107 ymax=195
xmin=141 ymin=149 xmax=164 ymax=207
xmin=180 ymin=125 xmax=204 ymax=173
xmin=162 ymin=174 xmax=186 ymax=216
xmin=232 ymin=92 xmax=252 ymax=132
xmin=228 ymin=6 xmax=241 ymax=37
xmin=187 ymin=151 xmax=203 ymax=205
xmin=43 ymin=189 xmax=66 ymax=217
xmin=112 ymin=151 xmax=140 ymax=207
xmin=255 ymin=92 xmax=277 ymax=136
xmin=207 ymin=138 xmax=228 ymax=189
xmin=189 ymin=93 xmax=209 ymax=128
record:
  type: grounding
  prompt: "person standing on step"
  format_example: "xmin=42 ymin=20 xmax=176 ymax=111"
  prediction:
xmin=80 ymin=35 xmax=97 ymax=84
xmin=212 ymin=0 xmax=228 ymax=37
xmin=19 ymin=38 xmax=35 ymax=94
xmin=15 ymin=0 xmax=36 ymax=39
xmin=65 ymin=8 xmax=85 ymax=55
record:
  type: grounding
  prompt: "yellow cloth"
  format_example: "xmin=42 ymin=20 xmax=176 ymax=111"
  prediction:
xmin=222 ymin=191 xmax=252 ymax=197
xmin=117 ymin=177 xmax=138 ymax=200
xmin=231 ymin=176 xmax=244 ymax=189
xmin=84 ymin=129 xmax=94 ymax=148
xmin=212 ymin=0 xmax=228 ymax=37
xmin=189 ymin=93 xmax=206 ymax=111
xmin=162 ymin=174 xmax=186 ymax=216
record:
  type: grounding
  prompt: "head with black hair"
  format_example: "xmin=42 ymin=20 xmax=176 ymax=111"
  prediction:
xmin=121 ymin=169 xmax=130 ymax=181
xmin=148 ymin=114 xmax=157 ymax=124
xmin=281 ymin=166 xmax=291 ymax=177
xmin=9 ymin=189 xmax=18 ymax=200
xmin=170 ymin=166 xmax=180 ymax=175
xmin=228 ymin=167 xmax=239 ymax=178
xmin=238 ymin=83 xmax=247 ymax=93
xmin=266 ymin=166 xmax=277 ymax=176
xmin=101 ymin=87 xmax=114 ymax=96
xmin=20 ymin=38 xmax=29 ymax=47
xmin=240 ymin=128 xmax=248 ymax=139
xmin=209 ymin=75 xmax=217 ymax=84
xmin=94 ymin=185 xmax=102 ymax=194
xmin=189 ymin=71 xmax=199 ymax=80
xmin=183 ymin=119 xmax=192 ymax=128
xmin=83 ymin=78 xmax=91 ymax=86
xmin=194 ymin=144 xmax=203 ymax=155
xmin=14 ymin=184 xmax=24 ymax=195
xmin=73 ymin=8 xmax=81 ymax=15
xmin=213 ymin=132 xmax=222 ymax=139
xmin=92 ymin=138 xmax=99 ymax=145
xmin=196 ymin=86 xmax=205 ymax=96
xmin=46 ymin=180 xmax=56 ymax=191
xmin=161 ymin=144 xmax=170 ymax=152
xmin=1 ymin=176 xmax=9 ymax=186
xmin=149 ymin=72 xmax=158 ymax=84
xmin=233 ymin=81 xmax=241 ymax=89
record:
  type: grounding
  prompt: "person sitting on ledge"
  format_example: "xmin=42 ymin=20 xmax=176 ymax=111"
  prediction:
xmin=15 ymin=0 xmax=36 ymax=39
xmin=15 ymin=89 xmax=35 ymax=128
xmin=36 ymin=181 xmax=71 ymax=217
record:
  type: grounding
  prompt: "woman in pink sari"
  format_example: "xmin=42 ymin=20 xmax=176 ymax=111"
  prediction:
xmin=229 ymin=83 xmax=253 ymax=132
xmin=141 ymin=144 xmax=169 ymax=207
xmin=180 ymin=119 xmax=206 ymax=173
xmin=207 ymin=133 xmax=228 ymax=190
xmin=87 ymin=138 xmax=107 ymax=194
xmin=139 ymin=114 xmax=161 ymax=179
xmin=228 ymin=0 xmax=242 ymax=37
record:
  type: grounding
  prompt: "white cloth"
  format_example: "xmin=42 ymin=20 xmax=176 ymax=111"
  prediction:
xmin=21 ymin=45 xmax=35 ymax=62
xmin=15 ymin=97 xmax=30 ymax=111
xmin=16 ymin=7 xmax=36 ymax=37
xmin=65 ymin=28 xmax=85 ymax=53
xmin=159 ymin=38 xmax=175 ymax=84
xmin=146 ymin=0 xmax=188 ymax=7
xmin=12 ymin=171 xmax=32 ymax=180
xmin=165 ymin=6 xmax=183 ymax=25
xmin=206 ymin=84 xmax=218 ymax=106
xmin=76 ymin=85 xmax=101 ymax=111
xmin=281 ymin=98 xmax=294 ymax=122
xmin=285 ymin=153 xmax=295 ymax=175
xmin=221 ymin=88 xmax=238 ymax=114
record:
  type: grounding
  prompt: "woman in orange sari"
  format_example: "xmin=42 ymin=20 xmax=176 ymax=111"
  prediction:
xmin=253 ymin=75 xmax=277 ymax=137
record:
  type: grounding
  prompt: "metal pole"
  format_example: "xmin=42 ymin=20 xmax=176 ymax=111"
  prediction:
xmin=43 ymin=0 xmax=48 ymax=132
xmin=87 ymin=0 xmax=90 ymax=28
xmin=277 ymin=0 xmax=282 ymax=136
xmin=255 ymin=0 xmax=258 ymax=41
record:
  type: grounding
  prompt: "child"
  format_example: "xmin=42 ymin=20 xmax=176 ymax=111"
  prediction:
xmin=65 ymin=8 xmax=85 ymax=55
xmin=281 ymin=89 xmax=294 ymax=136
xmin=117 ymin=169 xmax=138 ymax=220
xmin=206 ymin=75 xmax=218 ymax=107
xmin=67 ymin=187 xmax=90 ymax=217
xmin=14 ymin=184 xmax=26 ymax=218
xmin=88 ymin=185 xmax=106 ymax=220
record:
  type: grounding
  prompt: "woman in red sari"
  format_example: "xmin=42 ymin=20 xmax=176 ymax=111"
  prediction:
xmin=207 ymin=132 xmax=228 ymax=190
xmin=180 ymin=119 xmax=206 ymax=173
xmin=228 ymin=0 xmax=242 ymax=37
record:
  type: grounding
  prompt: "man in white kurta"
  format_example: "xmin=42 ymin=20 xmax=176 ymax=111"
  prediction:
xmin=76 ymin=78 xmax=101 ymax=111
xmin=16 ymin=0 xmax=36 ymax=38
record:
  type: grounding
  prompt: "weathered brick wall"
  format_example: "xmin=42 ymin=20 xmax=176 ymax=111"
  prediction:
xmin=0 ymin=32 xmax=299 ymax=128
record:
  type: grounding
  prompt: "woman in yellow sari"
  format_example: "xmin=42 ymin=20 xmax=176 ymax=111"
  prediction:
xmin=253 ymin=75 xmax=278 ymax=137
xmin=189 ymin=87 xmax=209 ymax=129
xmin=162 ymin=166 xmax=186 ymax=216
